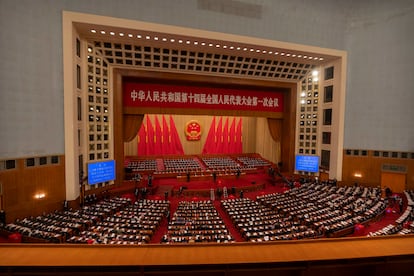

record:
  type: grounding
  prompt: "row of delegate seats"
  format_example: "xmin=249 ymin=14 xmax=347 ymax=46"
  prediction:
xmin=162 ymin=158 xmax=204 ymax=172
xmin=221 ymin=198 xmax=318 ymax=242
xmin=161 ymin=200 xmax=233 ymax=243
xmin=236 ymin=156 xmax=270 ymax=168
xmin=201 ymin=157 xmax=240 ymax=171
xmin=67 ymin=199 xmax=169 ymax=244
xmin=256 ymin=182 xmax=386 ymax=237
xmin=3 ymin=197 xmax=131 ymax=243
xmin=126 ymin=160 xmax=158 ymax=172
xmin=367 ymin=190 xmax=414 ymax=237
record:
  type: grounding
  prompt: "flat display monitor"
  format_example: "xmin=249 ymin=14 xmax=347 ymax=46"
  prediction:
xmin=87 ymin=160 xmax=116 ymax=185
xmin=295 ymin=155 xmax=319 ymax=173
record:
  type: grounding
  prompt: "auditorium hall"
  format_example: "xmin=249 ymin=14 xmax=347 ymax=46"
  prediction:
xmin=0 ymin=0 xmax=413 ymax=275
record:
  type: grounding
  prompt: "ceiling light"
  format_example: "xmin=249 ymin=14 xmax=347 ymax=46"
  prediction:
xmin=128 ymin=34 xmax=133 ymax=37
xmin=154 ymin=36 xmax=159 ymax=40
xmin=312 ymin=70 xmax=319 ymax=76
xmin=100 ymin=30 xmax=105 ymax=34
xmin=119 ymin=33 xmax=124 ymax=36
xmin=137 ymin=35 xmax=142 ymax=39
xmin=91 ymin=29 xmax=96 ymax=33
xmin=162 ymin=38 xmax=167 ymax=41
xmin=145 ymin=36 xmax=150 ymax=39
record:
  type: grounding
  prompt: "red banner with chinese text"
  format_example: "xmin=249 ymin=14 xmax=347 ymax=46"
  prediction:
xmin=123 ymin=83 xmax=284 ymax=112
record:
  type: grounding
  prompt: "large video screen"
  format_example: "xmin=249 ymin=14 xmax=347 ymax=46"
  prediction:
xmin=295 ymin=155 xmax=320 ymax=173
xmin=87 ymin=160 xmax=116 ymax=185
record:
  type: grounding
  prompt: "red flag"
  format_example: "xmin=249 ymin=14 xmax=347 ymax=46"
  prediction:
xmin=221 ymin=117 xmax=229 ymax=154
xmin=236 ymin=117 xmax=243 ymax=153
xmin=146 ymin=115 xmax=155 ymax=155
xmin=215 ymin=117 xmax=223 ymax=154
xmin=154 ymin=115 xmax=163 ymax=154
xmin=162 ymin=115 xmax=171 ymax=155
xmin=202 ymin=116 xmax=216 ymax=154
xmin=137 ymin=121 xmax=147 ymax=155
xmin=228 ymin=117 xmax=236 ymax=154
xmin=169 ymin=115 xmax=184 ymax=155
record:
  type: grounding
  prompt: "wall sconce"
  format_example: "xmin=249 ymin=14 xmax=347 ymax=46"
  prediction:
xmin=34 ymin=193 xmax=46 ymax=199
xmin=353 ymin=173 xmax=362 ymax=178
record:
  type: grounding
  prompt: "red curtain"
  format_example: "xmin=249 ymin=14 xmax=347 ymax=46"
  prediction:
xmin=162 ymin=115 xmax=171 ymax=154
xmin=137 ymin=121 xmax=147 ymax=155
xmin=146 ymin=115 xmax=155 ymax=154
xmin=202 ymin=116 xmax=216 ymax=154
xmin=228 ymin=117 xmax=236 ymax=154
xmin=236 ymin=117 xmax=243 ymax=153
xmin=154 ymin=116 xmax=162 ymax=154
xmin=169 ymin=115 xmax=184 ymax=155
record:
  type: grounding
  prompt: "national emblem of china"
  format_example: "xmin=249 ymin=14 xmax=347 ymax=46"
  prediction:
xmin=185 ymin=120 xmax=202 ymax=141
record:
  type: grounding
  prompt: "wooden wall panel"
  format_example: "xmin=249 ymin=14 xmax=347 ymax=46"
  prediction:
xmin=381 ymin=172 xmax=406 ymax=193
xmin=342 ymin=153 xmax=414 ymax=189
xmin=0 ymin=156 xmax=66 ymax=223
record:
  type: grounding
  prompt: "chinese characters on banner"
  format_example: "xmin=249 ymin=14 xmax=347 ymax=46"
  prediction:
xmin=123 ymin=83 xmax=284 ymax=112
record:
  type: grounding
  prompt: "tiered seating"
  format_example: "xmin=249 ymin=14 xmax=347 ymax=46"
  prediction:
xmin=3 ymin=197 xmax=131 ymax=243
xmin=162 ymin=200 xmax=233 ymax=243
xmin=126 ymin=159 xmax=157 ymax=172
xmin=67 ymin=199 xmax=169 ymax=244
xmin=257 ymin=182 xmax=386 ymax=237
xmin=236 ymin=156 xmax=270 ymax=168
xmin=162 ymin=158 xmax=203 ymax=173
xmin=222 ymin=198 xmax=317 ymax=241
xmin=201 ymin=156 xmax=240 ymax=171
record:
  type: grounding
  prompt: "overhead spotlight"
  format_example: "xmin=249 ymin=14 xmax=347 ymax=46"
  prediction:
xmin=91 ymin=29 xmax=96 ymax=33
xmin=186 ymin=40 xmax=191 ymax=44
xmin=178 ymin=39 xmax=183 ymax=43
xmin=128 ymin=34 xmax=133 ymax=38
xmin=137 ymin=35 xmax=142 ymax=39
xmin=312 ymin=70 xmax=319 ymax=77
xmin=216 ymin=44 xmax=220 ymax=48
xmin=100 ymin=30 xmax=105 ymax=34
xmin=229 ymin=46 xmax=234 ymax=49
xmin=201 ymin=42 xmax=206 ymax=46
xmin=145 ymin=36 xmax=151 ymax=40
xmin=208 ymin=43 xmax=213 ymax=47
xmin=170 ymin=38 xmax=175 ymax=42
xmin=109 ymin=32 xmax=115 ymax=35
xmin=162 ymin=37 xmax=167 ymax=41
xmin=194 ymin=41 xmax=198 ymax=45
xmin=223 ymin=45 xmax=227 ymax=48
xmin=300 ymin=99 xmax=306 ymax=104
xmin=154 ymin=36 xmax=159 ymax=40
